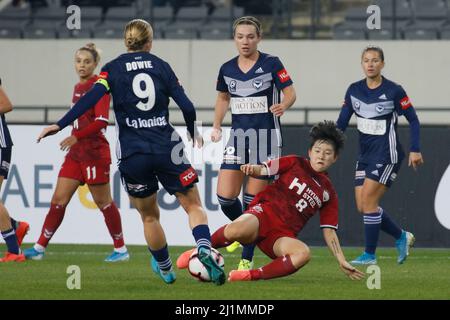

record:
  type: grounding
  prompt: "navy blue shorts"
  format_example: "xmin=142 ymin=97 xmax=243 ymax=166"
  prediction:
xmin=220 ymin=128 xmax=281 ymax=172
xmin=119 ymin=152 xmax=199 ymax=198
xmin=354 ymin=161 xmax=402 ymax=188
xmin=0 ymin=147 xmax=12 ymax=179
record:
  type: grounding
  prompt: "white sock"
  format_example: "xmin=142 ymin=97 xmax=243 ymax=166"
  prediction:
xmin=33 ymin=243 xmax=45 ymax=253
xmin=114 ymin=246 xmax=127 ymax=254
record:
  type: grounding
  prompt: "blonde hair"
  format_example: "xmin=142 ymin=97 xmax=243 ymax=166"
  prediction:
xmin=124 ymin=19 xmax=153 ymax=51
xmin=233 ymin=16 xmax=262 ymax=37
xmin=77 ymin=42 xmax=101 ymax=64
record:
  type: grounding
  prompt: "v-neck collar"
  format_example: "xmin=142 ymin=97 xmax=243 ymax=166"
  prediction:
xmin=236 ymin=51 xmax=262 ymax=75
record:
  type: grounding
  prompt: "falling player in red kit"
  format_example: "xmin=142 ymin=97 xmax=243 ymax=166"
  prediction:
xmin=178 ymin=121 xmax=365 ymax=282
xmin=24 ymin=43 xmax=129 ymax=262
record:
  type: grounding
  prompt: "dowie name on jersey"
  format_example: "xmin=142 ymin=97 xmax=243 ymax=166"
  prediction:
xmin=125 ymin=60 xmax=153 ymax=72
xmin=125 ymin=116 xmax=167 ymax=128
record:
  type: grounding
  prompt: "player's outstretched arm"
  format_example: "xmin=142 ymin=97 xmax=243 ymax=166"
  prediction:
xmin=240 ymin=164 xmax=268 ymax=177
xmin=322 ymin=227 xmax=365 ymax=280
xmin=37 ymin=124 xmax=61 ymax=142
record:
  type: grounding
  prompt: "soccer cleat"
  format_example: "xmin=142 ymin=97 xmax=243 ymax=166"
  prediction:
xmin=396 ymin=230 xmax=415 ymax=264
xmin=351 ymin=252 xmax=377 ymax=265
xmin=23 ymin=247 xmax=45 ymax=260
xmin=176 ymin=248 xmax=195 ymax=269
xmin=15 ymin=221 xmax=30 ymax=246
xmin=226 ymin=241 xmax=241 ymax=253
xmin=237 ymin=259 xmax=254 ymax=270
xmin=151 ymin=257 xmax=176 ymax=284
xmin=228 ymin=269 xmax=252 ymax=282
xmin=0 ymin=252 xmax=26 ymax=262
xmin=198 ymin=247 xmax=226 ymax=285
xmin=104 ymin=251 xmax=130 ymax=262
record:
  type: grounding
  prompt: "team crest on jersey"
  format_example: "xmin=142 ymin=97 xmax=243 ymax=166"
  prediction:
xmin=376 ymin=105 xmax=385 ymax=113
xmin=253 ymin=79 xmax=263 ymax=90
xmin=354 ymin=101 xmax=361 ymax=110
xmin=252 ymin=204 xmax=263 ymax=213
xmin=229 ymin=80 xmax=237 ymax=92
xmin=252 ymin=79 xmax=263 ymax=89
xmin=323 ymin=191 xmax=330 ymax=202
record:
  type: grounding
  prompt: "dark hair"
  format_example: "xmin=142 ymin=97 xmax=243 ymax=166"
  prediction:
xmin=309 ymin=121 xmax=345 ymax=156
xmin=361 ymin=45 xmax=384 ymax=62
xmin=233 ymin=16 xmax=262 ymax=37
xmin=77 ymin=43 xmax=100 ymax=64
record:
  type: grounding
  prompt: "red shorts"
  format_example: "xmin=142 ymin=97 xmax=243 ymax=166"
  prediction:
xmin=245 ymin=203 xmax=297 ymax=259
xmin=58 ymin=156 xmax=111 ymax=185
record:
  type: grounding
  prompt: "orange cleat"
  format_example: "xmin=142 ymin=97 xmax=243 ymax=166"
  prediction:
xmin=0 ymin=252 xmax=26 ymax=262
xmin=228 ymin=269 xmax=252 ymax=282
xmin=15 ymin=221 xmax=30 ymax=246
xmin=176 ymin=248 xmax=196 ymax=269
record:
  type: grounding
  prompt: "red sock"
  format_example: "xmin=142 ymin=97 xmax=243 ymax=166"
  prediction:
xmin=37 ymin=204 xmax=66 ymax=247
xmin=250 ymin=255 xmax=297 ymax=280
xmin=211 ymin=225 xmax=231 ymax=248
xmin=100 ymin=202 xmax=125 ymax=249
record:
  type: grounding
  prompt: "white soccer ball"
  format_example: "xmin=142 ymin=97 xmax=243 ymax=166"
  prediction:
xmin=188 ymin=248 xmax=225 ymax=282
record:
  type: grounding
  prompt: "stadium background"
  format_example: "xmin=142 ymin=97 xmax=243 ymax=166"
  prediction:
xmin=0 ymin=0 xmax=449 ymax=248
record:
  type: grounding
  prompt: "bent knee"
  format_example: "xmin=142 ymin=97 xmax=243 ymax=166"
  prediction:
xmin=289 ymin=246 xmax=311 ymax=268
xmin=224 ymin=223 xmax=248 ymax=242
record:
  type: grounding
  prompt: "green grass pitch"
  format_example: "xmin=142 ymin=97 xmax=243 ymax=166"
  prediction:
xmin=0 ymin=244 xmax=449 ymax=300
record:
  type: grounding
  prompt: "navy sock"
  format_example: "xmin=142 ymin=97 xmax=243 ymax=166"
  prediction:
xmin=192 ymin=224 xmax=211 ymax=252
xmin=217 ymin=195 xmax=242 ymax=221
xmin=1 ymin=228 xmax=20 ymax=254
xmin=364 ymin=212 xmax=382 ymax=255
xmin=243 ymin=193 xmax=255 ymax=211
xmin=148 ymin=245 xmax=172 ymax=271
xmin=10 ymin=218 xmax=18 ymax=230
xmin=242 ymin=193 xmax=256 ymax=261
xmin=379 ymin=207 xmax=402 ymax=240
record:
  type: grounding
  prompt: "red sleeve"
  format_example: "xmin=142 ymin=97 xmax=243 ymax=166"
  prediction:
xmin=319 ymin=186 xmax=339 ymax=230
xmin=73 ymin=94 xmax=109 ymax=139
xmin=94 ymin=93 xmax=110 ymax=123
xmin=263 ymin=155 xmax=298 ymax=176
xmin=73 ymin=120 xmax=107 ymax=139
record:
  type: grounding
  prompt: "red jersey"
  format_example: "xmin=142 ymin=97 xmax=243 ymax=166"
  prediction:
xmin=68 ymin=75 xmax=111 ymax=162
xmin=251 ymin=155 xmax=339 ymax=233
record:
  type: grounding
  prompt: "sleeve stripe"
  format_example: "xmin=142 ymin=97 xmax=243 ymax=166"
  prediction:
xmin=95 ymin=116 xmax=109 ymax=123
xmin=96 ymin=78 xmax=110 ymax=92
xmin=320 ymin=224 xmax=338 ymax=230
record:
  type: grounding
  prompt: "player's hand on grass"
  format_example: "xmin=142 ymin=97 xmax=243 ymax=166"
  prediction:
xmin=409 ymin=152 xmax=424 ymax=171
xmin=37 ymin=124 xmax=60 ymax=143
xmin=340 ymin=261 xmax=365 ymax=280
xmin=270 ymin=103 xmax=288 ymax=117
xmin=211 ymin=127 xmax=222 ymax=142
xmin=60 ymin=135 xmax=78 ymax=151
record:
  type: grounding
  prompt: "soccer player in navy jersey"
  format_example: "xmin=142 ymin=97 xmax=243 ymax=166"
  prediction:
xmin=37 ymin=19 xmax=225 ymax=285
xmin=337 ymin=46 xmax=424 ymax=265
xmin=210 ymin=16 xmax=296 ymax=270
xmin=0 ymin=78 xmax=29 ymax=262
xmin=24 ymin=43 xmax=128 ymax=262
xmin=178 ymin=121 xmax=364 ymax=282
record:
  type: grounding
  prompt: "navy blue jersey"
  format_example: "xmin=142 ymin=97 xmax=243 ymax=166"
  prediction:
xmin=0 ymin=78 xmax=13 ymax=148
xmin=216 ymin=52 xmax=293 ymax=141
xmin=97 ymin=52 xmax=194 ymax=159
xmin=337 ymin=76 xmax=420 ymax=164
